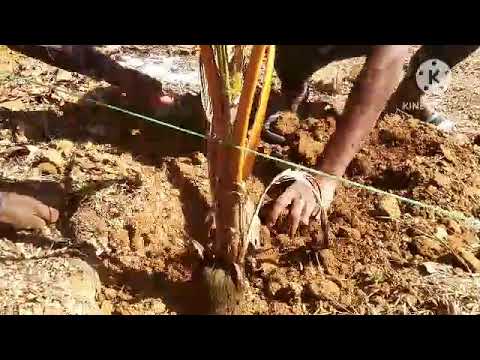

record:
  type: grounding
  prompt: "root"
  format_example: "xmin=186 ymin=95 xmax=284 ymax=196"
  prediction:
xmin=197 ymin=263 xmax=244 ymax=315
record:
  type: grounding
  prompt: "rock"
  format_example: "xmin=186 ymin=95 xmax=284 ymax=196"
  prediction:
xmin=434 ymin=226 xmax=448 ymax=241
xmin=452 ymin=133 xmax=470 ymax=146
xmin=433 ymin=172 xmax=451 ymax=188
xmin=404 ymin=294 xmax=418 ymax=307
xmin=440 ymin=144 xmax=457 ymax=163
xmin=43 ymin=149 xmax=65 ymax=168
xmin=56 ymin=69 xmax=73 ymax=82
xmin=378 ymin=195 xmax=401 ymax=219
xmin=37 ymin=162 xmax=58 ymax=175
xmin=446 ymin=220 xmax=462 ymax=235
xmin=350 ymin=228 xmax=361 ymax=241
xmin=457 ymin=248 xmax=480 ymax=273
xmin=55 ymin=139 xmax=74 ymax=156
xmin=306 ymin=279 xmax=340 ymax=301
xmin=412 ymin=236 xmax=445 ymax=259
xmin=340 ymin=294 xmax=353 ymax=306
xmin=422 ymin=261 xmax=452 ymax=274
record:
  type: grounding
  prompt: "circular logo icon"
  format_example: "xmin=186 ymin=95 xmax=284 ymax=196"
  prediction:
xmin=415 ymin=59 xmax=452 ymax=95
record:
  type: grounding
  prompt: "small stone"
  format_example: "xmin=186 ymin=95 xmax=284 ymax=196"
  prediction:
xmin=412 ymin=236 xmax=445 ymax=259
xmin=350 ymin=228 xmax=361 ymax=241
xmin=37 ymin=162 xmax=58 ymax=175
xmin=452 ymin=133 xmax=470 ymax=146
xmin=457 ymin=248 xmax=480 ymax=273
xmin=56 ymin=69 xmax=73 ymax=82
xmin=433 ymin=172 xmax=451 ymax=188
xmin=446 ymin=220 xmax=461 ymax=235
xmin=55 ymin=139 xmax=74 ymax=156
xmin=307 ymin=279 xmax=340 ymax=301
xmin=377 ymin=195 xmax=401 ymax=219
xmin=0 ymin=98 xmax=26 ymax=111
xmin=440 ymin=144 xmax=456 ymax=163
xmin=434 ymin=226 xmax=448 ymax=241
xmin=354 ymin=262 xmax=364 ymax=274
xmin=318 ymin=249 xmax=339 ymax=275
xmin=43 ymin=149 xmax=65 ymax=168
xmin=404 ymin=294 xmax=418 ymax=307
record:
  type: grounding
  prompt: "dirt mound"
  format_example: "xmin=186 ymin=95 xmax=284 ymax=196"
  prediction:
xmin=255 ymin=111 xmax=480 ymax=314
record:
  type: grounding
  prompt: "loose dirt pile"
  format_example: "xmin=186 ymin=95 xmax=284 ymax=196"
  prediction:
xmin=1 ymin=45 xmax=480 ymax=315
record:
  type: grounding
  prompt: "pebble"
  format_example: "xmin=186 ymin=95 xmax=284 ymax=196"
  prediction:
xmin=306 ymin=279 xmax=340 ymax=301
xmin=378 ymin=195 xmax=401 ymax=219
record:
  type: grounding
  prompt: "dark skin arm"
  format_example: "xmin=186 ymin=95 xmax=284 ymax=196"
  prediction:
xmin=7 ymin=46 xmax=174 ymax=109
xmin=268 ymin=45 xmax=409 ymax=235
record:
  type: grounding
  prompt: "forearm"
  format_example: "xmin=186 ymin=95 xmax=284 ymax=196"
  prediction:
xmin=318 ymin=46 xmax=408 ymax=177
xmin=8 ymin=45 xmax=162 ymax=97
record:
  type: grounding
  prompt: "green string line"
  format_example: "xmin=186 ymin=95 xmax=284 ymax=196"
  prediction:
xmin=2 ymin=71 xmax=480 ymax=231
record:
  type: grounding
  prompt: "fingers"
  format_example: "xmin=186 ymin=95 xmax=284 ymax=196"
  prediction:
xmin=289 ymin=197 xmax=305 ymax=236
xmin=301 ymin=201 xmax=317 ymax=226
xmin=32 ymin=200 xmax=59 ymax=223
xmin=268 ymin=187 xmax=296 ymax=226
xmin=13 ymin=214 xmax=46 ymax=231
